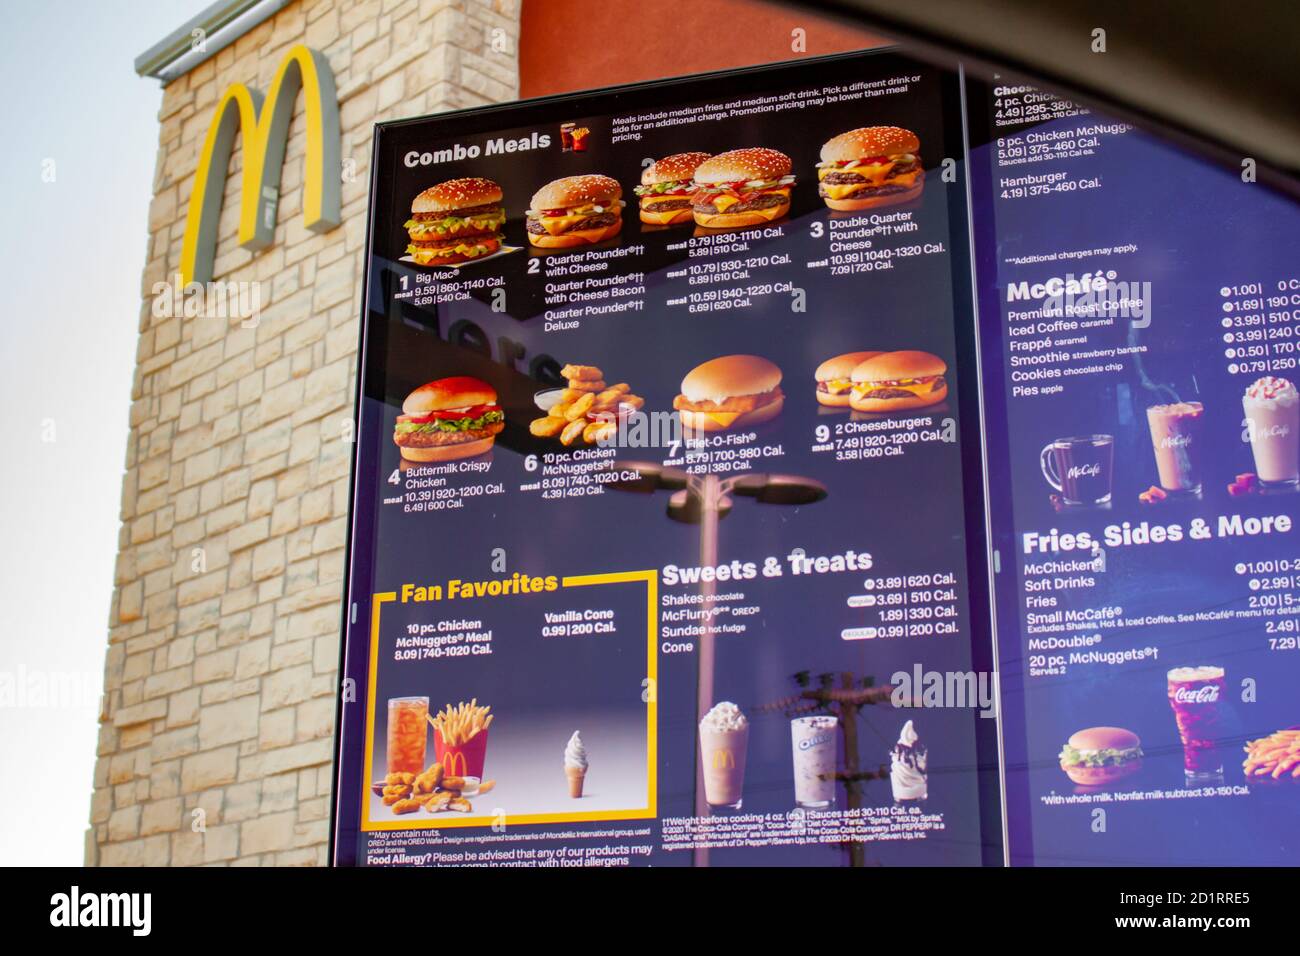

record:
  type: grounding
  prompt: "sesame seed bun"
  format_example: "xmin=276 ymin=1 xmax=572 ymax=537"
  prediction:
xmin=411 ymin=178 xmax=503 ymax=213
xmin=693 ymin=148 xmax=792 ymax=185
xmin=530 ymin=174 xmax=622 ymax=211
xmin=819 ymin=127 xmax=920 ymax=164
xmin=642 ymin=152 xmax=711 ymax=186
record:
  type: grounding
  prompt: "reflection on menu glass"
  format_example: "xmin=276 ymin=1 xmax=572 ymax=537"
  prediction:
xmin=969 ymin=78 xmax=1300 ymax=866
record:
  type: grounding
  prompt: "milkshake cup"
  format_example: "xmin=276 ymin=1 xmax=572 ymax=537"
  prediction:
xmin=1146 ymin=402 xmax=1204 ymax=494
xmin=699 ymin=702 xmax=748 ymax=810
xmin=1243 ymin=377 xmax=1299 ymax=489
xmin=791 ymin=715 xmax=838 ymax=808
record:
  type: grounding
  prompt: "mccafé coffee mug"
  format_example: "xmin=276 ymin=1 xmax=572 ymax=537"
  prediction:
xmin=1040 ymin=435 xmax=1115 ymax=505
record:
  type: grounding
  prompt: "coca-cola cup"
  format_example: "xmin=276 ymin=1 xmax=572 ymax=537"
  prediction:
xmin=1166 ymin=665 xmax=1225 ymax=780
xmin=1040 ymin=435 xmax=1114 ymax=505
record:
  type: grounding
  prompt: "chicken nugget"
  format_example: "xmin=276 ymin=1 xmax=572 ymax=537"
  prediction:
xmin=618 ymin=394 xmax=645 ymax=411
xmin=561 ymin=364 xmax=603 ymax=382
xmin=564 ymin=392 xmax=595 ymax=421
xmin=530 ymin=416 xmax=565 ymax=437
xmin=447 ymin=797 xmax=474 ymax=813
xmin=548 ymin=401 xmax=571 ymax=419
xmin=566 ymin=379 xmax=607 ymax=393
xmin=560 ymin=419 xmax=587 ymax=446
xmin=584 ymin=421 xmax=617 ymax=444
xmin=424 ymin=791 xmax=454 ymax=811
xmin=595 ymin=385 xmax=629 ymax=404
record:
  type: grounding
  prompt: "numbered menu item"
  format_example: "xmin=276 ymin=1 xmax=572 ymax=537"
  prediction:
xmin=970 ymin=77 xmax=1300 ymax=865
xmin=336 ymin=50 xmax=992 ymax=868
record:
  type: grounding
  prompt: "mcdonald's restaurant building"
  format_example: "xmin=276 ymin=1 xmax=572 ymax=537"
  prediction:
xmin=92 ymin=0 xmax=876 ymax=866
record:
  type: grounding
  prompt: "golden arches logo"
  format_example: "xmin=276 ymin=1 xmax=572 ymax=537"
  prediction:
xmin=442 ymin=751 xmax=468 ymax=777
xmin=180 ymin=44 xmax=340 ymax=285
xmin=710 ymin=749 xmax=736 ymax=770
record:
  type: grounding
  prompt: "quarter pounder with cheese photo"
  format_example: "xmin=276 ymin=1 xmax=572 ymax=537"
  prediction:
xmin=526 ymin=174 xmax=624 ymax=247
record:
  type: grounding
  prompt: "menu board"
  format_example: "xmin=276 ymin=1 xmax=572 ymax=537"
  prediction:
xmin=968 ymin=80 xmax=1300 ymax=864
xmin=330 ymin=50 xmax=1003 ymax=867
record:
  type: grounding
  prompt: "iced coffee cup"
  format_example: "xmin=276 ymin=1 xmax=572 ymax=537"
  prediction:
xmin=791 ymin=715 xmax=838 ymax=808
xmin=699 ymin=702 xmax=748 ymax=810
xmin=1243 ymin=377 xmax=1299 ymax=489
xmin=1147 ymin=401 xmax=1204 ymax=494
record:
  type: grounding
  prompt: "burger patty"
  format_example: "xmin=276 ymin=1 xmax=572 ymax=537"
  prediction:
xmin=410 ymin=203 xmax=502 ymax=220
xmin=641 ymin=197 xmax=692 ymax=211
xmin=693 ymin=192 xmax=789 ymax=215
xmin=857 ymin=378 xmax=945 ymax=400
xmin=394 ymin=421 xmax=505 ymax=447
xmin=526 ymin=211 xmax=619 ymax=235
xmin=674 ymin=388 xmax=783 ymax=414
xmin=819 ymin=180 xmax=916 ymax=199
xmin=409 ymin=233 xmax=501 ymax=250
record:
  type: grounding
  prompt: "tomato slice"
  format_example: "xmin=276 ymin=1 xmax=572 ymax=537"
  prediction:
xmin=405 ymin=404 xmax=498 ymax=423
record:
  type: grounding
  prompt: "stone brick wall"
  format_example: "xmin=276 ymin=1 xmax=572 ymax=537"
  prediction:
xmin=89 ymin=0 xmax=521 ymax=866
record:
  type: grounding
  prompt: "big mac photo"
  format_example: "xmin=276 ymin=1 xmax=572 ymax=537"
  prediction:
xmin=404 ymin=178 xmax=507 ymax=265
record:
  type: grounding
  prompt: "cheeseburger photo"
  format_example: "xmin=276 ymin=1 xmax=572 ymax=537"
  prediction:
xmin=635 ymin=152 xmax=711 ymax=226
xmin=849 ymin=351 xmax=948 ymax=412
xmin=691 ymin=148 xmax=795 ymax=229
xmin=674 ymin=355 xmax=784 ymax=432
xmin=816 ymin=351 xmax=883 ymax=407
xmin=404 ymin=177 xmax=506 ymax=265
xmin=526 ymin=174 xmax=624 ymax=247
xmin=393 ymin=376 xmax=504 ymax=462
xmin=1058 ymin=727 xmax=1143 ymax=786
xmin=817 ymin=126 xmax=924 ymax=210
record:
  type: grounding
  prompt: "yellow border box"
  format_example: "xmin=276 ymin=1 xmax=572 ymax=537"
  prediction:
xmin=360 ymin=570 xmax=658 ymax=831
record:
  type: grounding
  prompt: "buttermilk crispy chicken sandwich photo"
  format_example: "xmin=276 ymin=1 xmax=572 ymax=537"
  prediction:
xmin=394 ymin=376 xmax=505 ymax=462
xmin=674 ymin=355 xmax=784 ymax=432
xmin=691 ymin=148 xmax=796 ymax=229
xmin=848 ymin=351 xmax=948 ymax=412
xmin=817 ymin=126 xmax=924 ymax=211
xmin=526 ymin=174 xmax=624 ymax=247
xmin=404 ymin=177 xmax=507 ymax=265
xmin=815 ymin=351 xmax=883 ymax=407
xmin=635 ymin=152 xmax=712 ymax=226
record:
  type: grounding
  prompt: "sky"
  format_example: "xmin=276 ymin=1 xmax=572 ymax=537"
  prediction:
xmin=0 ymin=0 xmax=209 ymax=866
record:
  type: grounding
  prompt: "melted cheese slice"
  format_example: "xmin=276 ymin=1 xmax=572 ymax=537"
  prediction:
xmin=702 ymin=411 xmax=741 ymax=427
xmin=822 ymin=378 xmax=853 ymax=393
xmin=820 ymin=168 xmax=921 ymax=199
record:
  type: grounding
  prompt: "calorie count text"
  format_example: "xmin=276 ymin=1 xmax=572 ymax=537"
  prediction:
xmin=1221 ymin=279 xmax=1300 ymax=377
xmin=394 ymin=269 xmax=504 ymax=307
xmin=855 ymin=571 xmax=961 ymax=638
xmin=811 ymin=414 xmax=953 ymax=461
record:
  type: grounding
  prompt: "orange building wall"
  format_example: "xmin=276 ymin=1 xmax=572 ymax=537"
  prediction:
xmin=519 ymin=0 xmax=884 ymax=99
